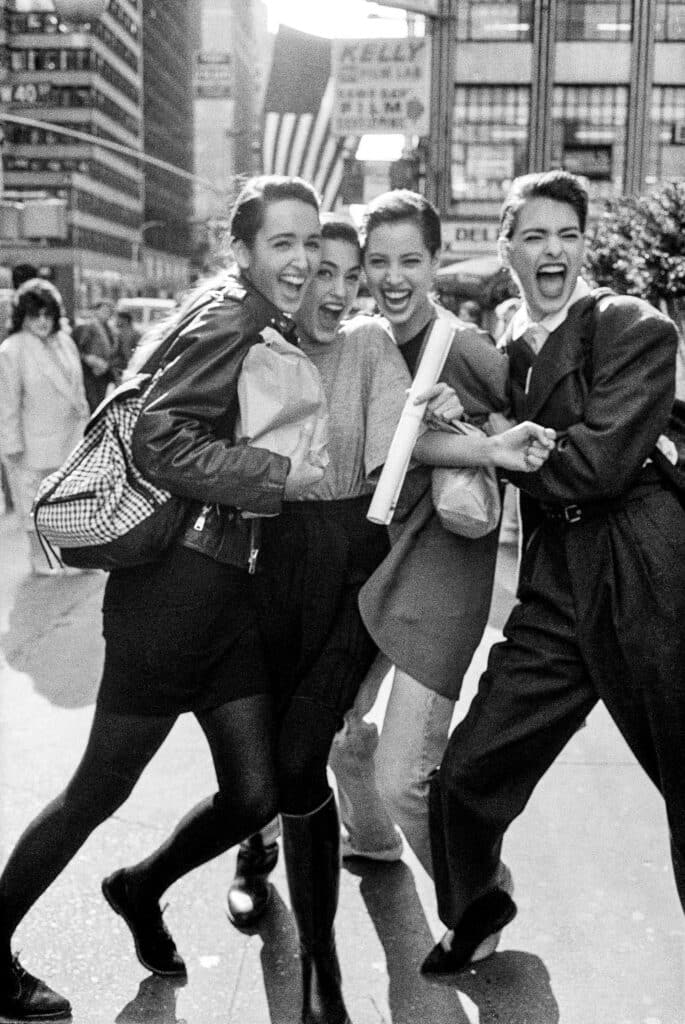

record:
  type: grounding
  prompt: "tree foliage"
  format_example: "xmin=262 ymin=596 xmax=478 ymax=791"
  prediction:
xmin=584 ymin=180 xmax=685 ymax=307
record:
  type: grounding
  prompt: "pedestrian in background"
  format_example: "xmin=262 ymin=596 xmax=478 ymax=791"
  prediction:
xmin=72 ymin=299 xmax=117 ymax=411
xmin=0 ymin=174 xmax=326 ymax=1024
xmin=424 ymin=169 xmax=685 ymax=975
xmin=0 ymin=278 xmax=89 ymax=576
xmin=111 ymin=309 xmax=142 ymax=379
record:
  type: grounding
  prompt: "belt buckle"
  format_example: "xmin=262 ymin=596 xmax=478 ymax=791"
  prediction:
xmin=563 ymin=504 xmax=582 ymax=523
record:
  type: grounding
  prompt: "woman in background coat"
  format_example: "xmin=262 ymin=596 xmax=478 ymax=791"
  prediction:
xmin=0 ymin=278 xmax=89 ymax=575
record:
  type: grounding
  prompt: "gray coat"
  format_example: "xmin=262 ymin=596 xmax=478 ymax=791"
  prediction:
xmin=359 ymin=305 xmax=509 ymax=698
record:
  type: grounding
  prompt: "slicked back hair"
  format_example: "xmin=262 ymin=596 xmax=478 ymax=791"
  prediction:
xmin=361 ymin=189 xmax=441 ymax=257
xmin=499 ymin=170 xmax=589 ymax=241
xmin=229 ymin=175 xmax=321 ymax=250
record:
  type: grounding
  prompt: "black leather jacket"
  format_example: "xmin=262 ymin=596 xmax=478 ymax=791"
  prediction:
xmin=131 ymin=272 xmax=293 ymax=569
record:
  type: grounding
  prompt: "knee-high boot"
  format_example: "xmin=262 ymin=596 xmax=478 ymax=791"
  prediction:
xmin=281 ymin=793 xmax=352 ymax=1024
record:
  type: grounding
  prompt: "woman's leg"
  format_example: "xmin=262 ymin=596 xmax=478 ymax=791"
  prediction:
xmin=104 ymin=695 xmax=278 ymax=974
xmin=278 ymin=698 xmax=351 ymax=1024
xmin=375 ymin=668 xmax=455 ymax=876
xmin=0 ymin=706 xmax=173 ymax=1020
xmin=328 ymin=654 xmax=402 ymax=860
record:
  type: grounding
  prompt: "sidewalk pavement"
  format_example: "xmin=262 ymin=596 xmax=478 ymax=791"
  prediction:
xmin=0 ymin=512 xmax=683 ymax=1024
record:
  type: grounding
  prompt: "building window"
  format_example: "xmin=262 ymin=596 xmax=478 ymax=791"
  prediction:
xmin=655 ymin=1 xmax=685 ymax=40
xmin=455 ymin=1 xmax=533 ymax=41
xmin=451 ymin=86 xmax=530 ymax=201
xmin=648 ymin=87 xmax=685 ymax=183
xmin=556 ymin=1 xmax=633 ymax=41
xmin=551 ymin=85 xmax=629 ymax=197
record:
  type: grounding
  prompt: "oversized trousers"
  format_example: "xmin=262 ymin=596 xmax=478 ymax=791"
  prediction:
xmin=431 ymin=486 xmax=685 ymax=926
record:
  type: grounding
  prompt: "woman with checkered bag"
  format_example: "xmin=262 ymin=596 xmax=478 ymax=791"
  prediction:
xmin=0 ymin=176 xmax=327 ymax=1023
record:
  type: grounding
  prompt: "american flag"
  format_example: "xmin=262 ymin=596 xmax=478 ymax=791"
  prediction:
xmin=262 ymin=26 xmax=358 ymax=210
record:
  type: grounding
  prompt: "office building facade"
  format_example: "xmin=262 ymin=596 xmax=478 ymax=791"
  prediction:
xmin=1 ymin=0 xmax=191 ymax=313
xmin=430 ymin=0 xmax=685 ymax=256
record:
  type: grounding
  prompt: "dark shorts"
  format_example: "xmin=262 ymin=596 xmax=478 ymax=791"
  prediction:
xmin=252 ymin=496 xmax=390 ymax=723
xmin=98 ymin=543 xmax=270 ymax=716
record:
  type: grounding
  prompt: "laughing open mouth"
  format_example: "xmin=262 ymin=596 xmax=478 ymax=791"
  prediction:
xmin=536 ymin=264 xmax=567 ymax=299
xmin=381 ymin=288 xmax=412 ymax=313
xmin=318 ymin=302 xmax=344 ymax=331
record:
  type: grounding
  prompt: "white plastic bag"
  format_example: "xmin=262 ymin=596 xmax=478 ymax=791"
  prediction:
xmin=236 ymin=326 xmax=329 ymax=469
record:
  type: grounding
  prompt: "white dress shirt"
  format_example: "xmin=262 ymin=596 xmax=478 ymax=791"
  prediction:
xmin=510 ymin=277 xmax=592 ymax=354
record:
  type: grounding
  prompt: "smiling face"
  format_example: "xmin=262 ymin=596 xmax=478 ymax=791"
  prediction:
xmin=363 ymin=219 xmax=438 ymax=342
xmin=295 ymin=237 xmax=362 ymax=345
xmin=233 ymin=198 xmax=322 ymax=315
xmin=500 ymin=197 xmax=585 ymax=322
xmin=23 ymin=307 xmax=55 ymax=340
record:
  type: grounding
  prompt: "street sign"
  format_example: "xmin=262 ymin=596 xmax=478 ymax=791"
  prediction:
xmin=194 ymin=52 xmax=232 ymax=100
xmin=372 ymin=0 xmax=440 ymax=15
xmin=332 ymin=37 xmax=431 ymax=136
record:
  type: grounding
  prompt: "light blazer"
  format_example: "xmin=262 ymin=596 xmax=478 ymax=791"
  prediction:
xmin=0 ymin=328 xmax=89 ymax=470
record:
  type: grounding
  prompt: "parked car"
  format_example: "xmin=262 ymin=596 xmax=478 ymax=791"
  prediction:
xmin=115 ymin=297 xmax=176 ymax=331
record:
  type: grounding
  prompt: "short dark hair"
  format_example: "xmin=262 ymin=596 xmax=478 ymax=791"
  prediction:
xmin=499 ymin=170 xmax=589 ymax=241
xmin=229 ymin=175 xmax=321 ymax=249
xmin=320 ymin=216 xmax=361 ymax=258
xmin=361 ymin=189 xmax=441 ymax=258
xmin=11 ymin=278 xmax=63 ymax=334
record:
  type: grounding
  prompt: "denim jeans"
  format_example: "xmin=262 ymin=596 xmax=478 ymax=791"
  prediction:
xmin=331 ymin=660 xmax=455 ymax=876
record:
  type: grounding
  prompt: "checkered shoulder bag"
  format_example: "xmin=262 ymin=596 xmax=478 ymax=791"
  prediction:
xmin=32 ymin=368 xmax=188 ymax=571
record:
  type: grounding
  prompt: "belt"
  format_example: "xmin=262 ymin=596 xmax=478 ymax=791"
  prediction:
xmin=539 ymin=500 xmax=618 ymax=524
xmin=538 ymin=475 xmax=662 ymax=525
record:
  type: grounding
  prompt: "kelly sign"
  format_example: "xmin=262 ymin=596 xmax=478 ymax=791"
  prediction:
xmin=332 ymin=37 xmax=431 ymax=136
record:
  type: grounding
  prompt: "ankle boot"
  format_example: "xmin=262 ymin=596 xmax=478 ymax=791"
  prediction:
xmin=227 ymin=831 xmax=279 ymax=928
xmin=281 ymin=793 xmax=352 ymax=1024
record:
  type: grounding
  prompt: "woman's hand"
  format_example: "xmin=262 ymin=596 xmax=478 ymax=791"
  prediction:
xmin=414 ymin=383 xmax=464 ymax=426
xmin=489 ymin=422 xmax=556 ymax=473
xmin=283 ymin=423 xmax=326 ymax=499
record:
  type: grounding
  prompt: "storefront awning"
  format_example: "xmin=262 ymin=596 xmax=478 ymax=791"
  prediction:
xmin=435 ymin=255 xmax=517 ymax=308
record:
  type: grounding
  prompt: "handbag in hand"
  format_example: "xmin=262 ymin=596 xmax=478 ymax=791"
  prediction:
xmin=431 ymin=421 xmax=501 ymax=538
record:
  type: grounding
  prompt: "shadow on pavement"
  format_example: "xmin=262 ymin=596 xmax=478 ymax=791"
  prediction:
xmin=114 ymin=975 xmax=187 ymax=1024
xmin=1 ymin=573 xmax=104 ymax=708
xmin=349 ymin=859 xmax=559 ymax=1024
xmin=256 ymin=887 xmax=301 ymax=1024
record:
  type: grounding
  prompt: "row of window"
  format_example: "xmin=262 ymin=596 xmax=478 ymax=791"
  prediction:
xmin=7 ymin=82 xmax=140 ymax=137
xmin=73 ymin=188 xmax=141 ymax=228
xmin=450 ymin=85 xmax=685 ymax=202
xmin=454 ymin=0 xmax=685 ymax=42
xmin=9 ymin=48 xmax=140 ymax=105
xmin=106 ymin=1 xmax=139 ymax=41
xmin=72 ymin=226 xmax=133 ymax=259
xmin=7 ymin=13 xmax=139 ymax=71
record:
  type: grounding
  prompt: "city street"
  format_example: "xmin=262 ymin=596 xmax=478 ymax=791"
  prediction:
xmin=0 ymin=511 xmax=683 ymax=1024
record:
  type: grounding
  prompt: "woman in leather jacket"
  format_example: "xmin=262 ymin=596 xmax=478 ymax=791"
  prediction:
xmin=0 ymin=176 xmax=327 ymax=1024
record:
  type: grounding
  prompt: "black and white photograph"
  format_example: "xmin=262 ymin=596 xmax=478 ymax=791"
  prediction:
xmin=1 ymin=2 xmax=684 ymax=1022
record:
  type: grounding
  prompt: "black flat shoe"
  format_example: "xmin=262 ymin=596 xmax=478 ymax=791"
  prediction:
xmin=421 ymin=887 xmax=517 ymax=975
xmin=226 ymin=838 xmax=279 ymax=929
xmin=0 ymin=956 xmax=71 ymax=1021
xmin=102 ymin=870 xmax=187 ymax=978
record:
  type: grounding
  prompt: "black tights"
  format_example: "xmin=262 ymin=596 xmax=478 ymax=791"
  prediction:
xmin=0 ymin=695 xmax=276 ymax=959
xmin=276 ymin=698 xmax=341 ymax=817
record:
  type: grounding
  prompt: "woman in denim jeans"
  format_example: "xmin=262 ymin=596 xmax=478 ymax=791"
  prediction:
xmin=335 ymin=190 xmax=516 ymax=965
